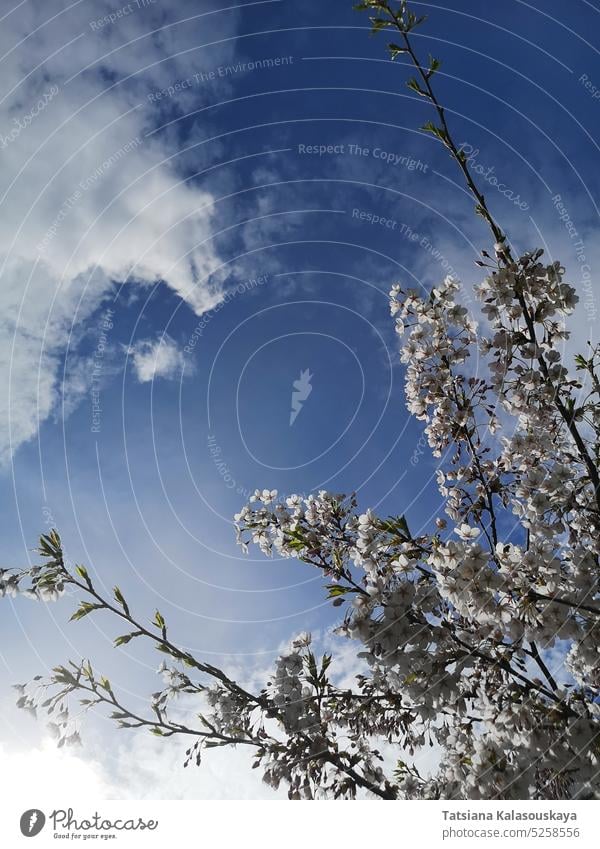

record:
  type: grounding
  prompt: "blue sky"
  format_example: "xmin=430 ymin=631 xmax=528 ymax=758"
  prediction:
xmin=1 ymin=0 xmax=599 ymax=798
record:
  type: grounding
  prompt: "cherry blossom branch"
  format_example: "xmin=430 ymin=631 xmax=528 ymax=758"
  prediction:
xmin=359 ymin=1 xmax=600 ymax=512
xmin=515 ymin=291 xmax=600 ymax=510
xmin=68 ymin=674 xmax=260 ymax=746
xmin=528 ymin=642 xmax=559 ymax=693
xmin=447 ymin=630 xmax=572 ymax=713
xmin=357 ymin=1 xmax=507 ymax=247
xmin=529 ymin=590 xmax=600 ymax=618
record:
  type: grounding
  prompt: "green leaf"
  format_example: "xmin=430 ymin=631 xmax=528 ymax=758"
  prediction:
xmin=370 ymin=16 xmax=391 ymax=34
xmin=332 ymin=549 xmax=344 ymax=570
xmin=326 ymin=584 xmax=352 ymax=598
xmin=113 ymin=586 xmax=129 ymax=616
xmin=306 ymin=651 xmax=318 ymax=682
xmin=75 ymin=564 xmax=92 ymax=587
xmin=421 ymin=121 xmax=447 ymax=143
xmin=110 ymin=711 xmax=129 ymax=720
xmin=408 ymin=14 xmax=427 ymax=31
xmin=396 ymin=514 xmax=411 ymax=538
xmin=52 ymin=666 xmax=78 ymax=687
xmin=395 ymin=759 xmax=408 ymax=776
xmin=388 ymin=42 xmax=408 ymax=59
xmin=378 ymin=514 xmax=411 ymax=539
xmin=114 ymin=631 xmax=142 ymax=648
xmin=427 ymin=55 xmax=441 ymax=77
xmin=49 ymin=529 xmax=62 ymax=548
xmin=70 ymin=602 xmax=103 ymax=622
xmin=407 ymin=77 xmax=428 ymax=97
xmin=39 ymin=532 xmax=62 ymax=559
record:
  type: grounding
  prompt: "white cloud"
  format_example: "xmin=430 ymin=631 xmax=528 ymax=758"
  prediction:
xmin=129 ymin=335 xmax=187 ymax=383
xmin=0 ymin=0 xmax=240 ymax=465
xmin=0 ymin=739 xmax=115 ymax=803
xmin=0 ymin=736 xmax=282 ymax=802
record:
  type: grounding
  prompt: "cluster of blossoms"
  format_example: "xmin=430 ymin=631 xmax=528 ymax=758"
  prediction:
xmin=5 ymin=243 xmax=600 ymax=800
xmin=229 ymin=245 xmax=600 ymax=799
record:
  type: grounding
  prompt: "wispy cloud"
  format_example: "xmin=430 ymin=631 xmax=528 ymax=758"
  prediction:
xmin=129 ymin=335 xmax=188 ymax=383
xmin=0 ymin=0 xmax=242 ymax=465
